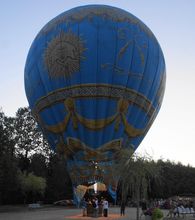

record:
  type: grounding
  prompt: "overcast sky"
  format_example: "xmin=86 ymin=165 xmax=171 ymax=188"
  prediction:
xmin=0 ymin=0 xmax=195 ymax=166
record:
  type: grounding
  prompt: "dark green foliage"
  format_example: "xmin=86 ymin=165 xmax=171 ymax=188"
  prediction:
xmin=0 ymin=111 xmax=20 ymax=204
xmin=156 ymin=160 xmax=195 ymax=198
xmin=0 ymin=107 xmax=73 ymax=204
xmin=0 ymin=154 xmax=20 ymax=204
xmin=45 ymin=153 xmax=73 ymax=203
xmin=18 ymin=171 xmax=46 ymax=203
xmin=29 ymin=153 xmax=47 ymax=177
xmin=15 ymin=107 xmax=42 ymax=158
xmin=152 ymin=208 xmax=164 ymax=220
xmin=117 ymin=151 xmax=162 ymax=220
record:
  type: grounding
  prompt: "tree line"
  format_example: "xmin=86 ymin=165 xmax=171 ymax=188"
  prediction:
xmin=0 ymin=107 xmax=195 ymax=205
xmin=0 ymin=107 xmax=72 ymax=205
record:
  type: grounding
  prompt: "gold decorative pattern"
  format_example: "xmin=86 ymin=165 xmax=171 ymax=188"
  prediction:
xmin=117 ymin=39 xmax=146 ymax=66
xmin=100 ymin=31 xmax=148 ymax=77
xmin=44 ymin=31 xmax=86 ymax=78
xmin=63 ymin=138 xmax=127 ymax=187
xmin=101 ymin=63 xmax=151 ymax=84
xmin=57 ymin=137 xmax=122 ymax=162
xmin=38 ymin=6 xmax=154 ymax=39
xmin=32 ymin=84 xmax=154 ymax=117
xmin=45 ymin=98 xmax=143 ymax=138
xmin=56 ymin=137 xmax=132 ymax=189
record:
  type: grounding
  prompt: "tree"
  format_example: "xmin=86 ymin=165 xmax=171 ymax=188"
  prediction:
xmin=18 ymin=171 xmax=46 ymax=203
xmin=158 ymin=160 xmax=195 ymax=198
xmin=0 ymin=110 xmax=20 ymax=204
xmin=29 ymin=153 xmax=47 ymax=178
xmin=45 ymin=153 xmax=73 ymax=203
xmin=0 ymin=110 xmax=16 ymax=156
xmin=116 ymin=149 xmax=162 ymax=220
xmin=15 ymin=107 xmax=42 ymax=160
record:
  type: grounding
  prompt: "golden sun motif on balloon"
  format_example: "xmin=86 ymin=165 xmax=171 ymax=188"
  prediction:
xmin=44 ymin=31 xmax=86 ymax=78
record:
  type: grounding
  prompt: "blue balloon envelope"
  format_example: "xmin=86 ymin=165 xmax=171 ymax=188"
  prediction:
xmin=24 ymin=5 xmax=166 ymax=201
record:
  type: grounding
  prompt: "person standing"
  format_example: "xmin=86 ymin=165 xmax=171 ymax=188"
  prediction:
xmin=140 ymin=199 xmax=147 ymax=219
xmin=120 ymin=200 xmax=126 ymax=216
xmin=103 ymin=198 xmax=109 ymax=217
xmin=95 ymin=198 xmax=99 ymax=218
xmin=99 ymin=197 xmax=104 ymax=217
xmin=81 ymin=198 xmax=87 ymax=216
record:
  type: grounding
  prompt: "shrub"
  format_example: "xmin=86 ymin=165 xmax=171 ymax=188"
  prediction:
xmin=152 ymin=208 xmax=164 ymax=220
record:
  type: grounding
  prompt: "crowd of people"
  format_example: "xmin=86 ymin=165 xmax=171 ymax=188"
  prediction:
xmin=139 ymin=198 xmax=195 ymax=219
xmin=166 ymin=199 xmax=195 ymax=218
xmin=80 ymin=196 xmax=195 ymax=218
xmin=81 ymin=197 xmax=109 ymax=217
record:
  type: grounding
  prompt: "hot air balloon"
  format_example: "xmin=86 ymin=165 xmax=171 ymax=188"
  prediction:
xmin=24 ymin=5 xmax=166 ymax=203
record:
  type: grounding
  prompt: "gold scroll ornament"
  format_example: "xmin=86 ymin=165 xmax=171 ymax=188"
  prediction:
xmin=45 ymin=98 xmax=143 ymax=138
xmin=57 ymin=137 xmax=122 ymax=161
xmin=61 ymin=138 xmax=122 ymax=191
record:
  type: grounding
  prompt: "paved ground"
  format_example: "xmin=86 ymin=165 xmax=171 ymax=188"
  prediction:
xmin=0 ymin=206 xmax=143 ymax=220
xmin=1 ymin=206 xmax=195 ymax=220
xmin=3 ymin=206 xmax=194 ymax=220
